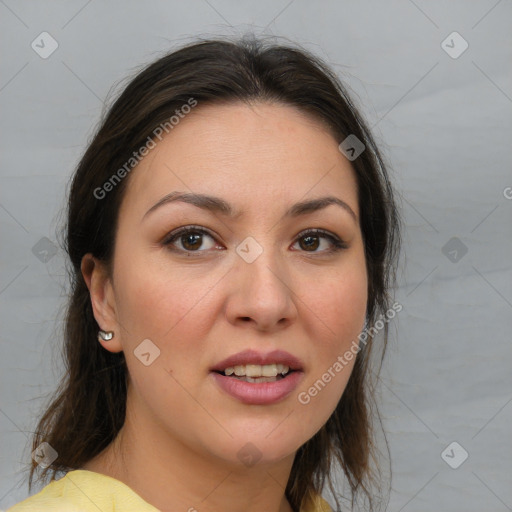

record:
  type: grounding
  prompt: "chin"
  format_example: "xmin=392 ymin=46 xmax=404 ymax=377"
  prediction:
xmin=205 ymin=434 xmax=300 ymax=469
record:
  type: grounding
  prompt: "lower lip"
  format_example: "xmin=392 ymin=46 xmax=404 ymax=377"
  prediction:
xmin=211 ymin=371 xmax=304 ymax=405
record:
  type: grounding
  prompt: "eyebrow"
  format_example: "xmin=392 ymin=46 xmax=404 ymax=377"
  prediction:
xmin=142 ymin=191 xmax=358 ymax=223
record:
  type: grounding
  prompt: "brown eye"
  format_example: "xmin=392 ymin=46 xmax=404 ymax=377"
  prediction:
xmin=299 ymin=234 xmax=320 ymax=251
xmin=181 ymin=232 xmax=203 ymax=251
xmin=163 ymin=226 xmax=218 ymax=253
xmin=293 ymin=229 xmax=347 ymax=254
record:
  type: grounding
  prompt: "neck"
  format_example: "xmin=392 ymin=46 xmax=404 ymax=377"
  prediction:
xmin=82 ymin=392 xmax=296 ymax=512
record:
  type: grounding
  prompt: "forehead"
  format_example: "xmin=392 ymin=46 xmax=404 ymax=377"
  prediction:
xmin=120 ymin=101 xmax=359 ymax=218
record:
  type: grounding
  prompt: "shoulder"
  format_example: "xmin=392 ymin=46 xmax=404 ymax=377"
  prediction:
xmin=9 ymin=471 xmax=331 ymax=512
xmin=8 ymin=496 xmax=90 ymax=512
xmin=316 ymin=496 xmax=333 ymax=512
xmin=7 ymin=474 xmax=90 ymax=512
xmin=7 ymin=469 xmax=158 ymax=512
xmin=301 ymin=493 xmax=333 ymax=512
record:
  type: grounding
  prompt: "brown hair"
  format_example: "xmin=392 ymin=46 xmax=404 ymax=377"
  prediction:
xmin=27 ymin=35 xmax=401 ymax=511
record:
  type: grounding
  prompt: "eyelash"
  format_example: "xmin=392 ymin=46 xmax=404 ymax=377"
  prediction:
xmin=161 ymin=225 xmax=347 ymax=255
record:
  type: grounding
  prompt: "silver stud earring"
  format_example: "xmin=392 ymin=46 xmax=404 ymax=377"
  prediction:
xmin=98 ymin=329 xmax=114 ymax=342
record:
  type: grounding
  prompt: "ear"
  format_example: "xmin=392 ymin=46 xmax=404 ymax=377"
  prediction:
xmin=81 ymin=253 xmax=123 ymax=353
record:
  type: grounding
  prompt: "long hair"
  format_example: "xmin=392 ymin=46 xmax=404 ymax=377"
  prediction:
xmin=27 ymin=35 xmax=402 ymax=511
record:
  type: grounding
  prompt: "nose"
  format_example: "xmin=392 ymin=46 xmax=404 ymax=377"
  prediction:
xmin=225 ymin=246 xmax=298 ymax=332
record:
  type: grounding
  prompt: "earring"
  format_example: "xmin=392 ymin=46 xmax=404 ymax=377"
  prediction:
xmin=98 ymin=329 xmax=114 ymax=342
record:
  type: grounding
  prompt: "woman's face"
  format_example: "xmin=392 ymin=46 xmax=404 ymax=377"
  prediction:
xmin=91 ymin=102 xmax=367 ymax=467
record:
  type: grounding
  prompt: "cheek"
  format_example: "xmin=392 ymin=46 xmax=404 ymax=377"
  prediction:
xmin=112 ymin=253 xmax=220 ymax=395
xmin=115 ymin=261 xmax=213 ymax=415
xmin=113 ymin=250 xmax=214 ymax=340
xmin=305 ymin=259 xmax=368 ymax=343
xmin=306 ymin=278 xmax=366 ymax=388
xmin=295 ymin=257 xmax=367 ymax=416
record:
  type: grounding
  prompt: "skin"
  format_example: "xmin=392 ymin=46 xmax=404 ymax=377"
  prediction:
xmin=81 ymin=102 xmax=368 ymax=512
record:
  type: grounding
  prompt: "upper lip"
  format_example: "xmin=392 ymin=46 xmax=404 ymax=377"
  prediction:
xmin=211 ymin=349 xmax=304 ymax=372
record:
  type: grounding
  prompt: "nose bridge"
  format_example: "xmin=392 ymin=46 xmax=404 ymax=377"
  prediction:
xmin=229 ymin=234 xmax=296 ymax=328
xmin=235 ymin=234 xmax=288 ymax=291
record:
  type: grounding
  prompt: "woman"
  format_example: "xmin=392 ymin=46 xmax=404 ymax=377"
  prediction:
xmin=9 ymin=35 xmax=401 ymax=512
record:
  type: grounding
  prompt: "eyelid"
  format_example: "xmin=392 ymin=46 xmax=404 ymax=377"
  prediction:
xmin=161 ymin=224 xmax=211 ymax=240
xmin=294 ymin=227 xmax=342 ymax=242
xmin=161 ymin=225 xmax=218 ymax=247
xmin=292 ymin=227 xmax=348 ymax=252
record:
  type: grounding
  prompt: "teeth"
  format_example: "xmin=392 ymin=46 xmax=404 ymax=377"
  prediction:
xmin=224 ymin=364 xmax=290 ymax=377
xmin=240 ymin=376 xmax=278 ymax=383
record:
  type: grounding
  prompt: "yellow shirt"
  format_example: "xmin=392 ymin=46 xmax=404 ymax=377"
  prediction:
xmin=7 ymin=469 xmax=332 ymax=512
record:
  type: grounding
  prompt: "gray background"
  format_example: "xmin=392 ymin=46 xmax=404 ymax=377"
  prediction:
xmin=1 ymin=1 xmax=511 ymax=511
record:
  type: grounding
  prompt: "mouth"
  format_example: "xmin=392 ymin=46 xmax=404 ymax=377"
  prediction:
xmin=213 ymin=363 xmax=297 ymax=383
xmin=210 ymin=350 xmax=304 ymax=405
